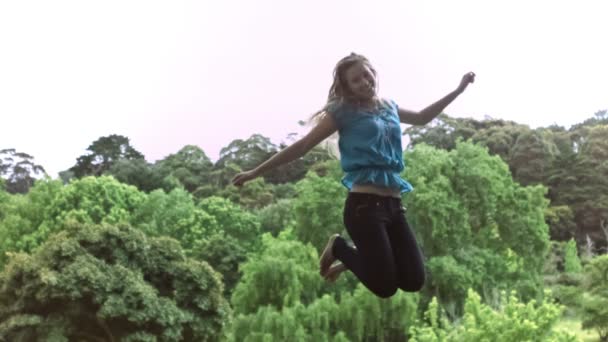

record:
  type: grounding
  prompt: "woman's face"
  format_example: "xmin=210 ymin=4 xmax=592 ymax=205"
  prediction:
xmin=343 ymin=62 xmax=377 ymax=101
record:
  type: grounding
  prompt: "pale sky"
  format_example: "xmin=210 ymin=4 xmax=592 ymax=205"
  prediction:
xmin=1 ymin=0 xmax=606 ymax=178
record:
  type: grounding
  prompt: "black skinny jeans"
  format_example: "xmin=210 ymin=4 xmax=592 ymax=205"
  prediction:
xmin=333 ymin=192 xmax=426 ymax=298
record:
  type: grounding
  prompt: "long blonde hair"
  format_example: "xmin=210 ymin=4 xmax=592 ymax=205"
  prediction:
xmin=311 ymin=53 xmax=379 ymax=122
xmin=309 ymin=53 xmax=380 ymax=158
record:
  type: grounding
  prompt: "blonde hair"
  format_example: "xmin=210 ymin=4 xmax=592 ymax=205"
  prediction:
xmin=311 ymin=53 xmax=379 ymax=123
xmin=309 ymin=53 xmax=380 ymax=158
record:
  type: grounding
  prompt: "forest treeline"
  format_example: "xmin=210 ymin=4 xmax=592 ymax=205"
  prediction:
xmin=0 ymin=110 xmax=607 ymax=341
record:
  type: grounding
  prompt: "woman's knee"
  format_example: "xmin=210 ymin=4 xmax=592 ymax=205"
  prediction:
xmin=401 ymin=272 xmax=425 ymax=292
xmin=370 ymin=282 xmax=398 ymax=298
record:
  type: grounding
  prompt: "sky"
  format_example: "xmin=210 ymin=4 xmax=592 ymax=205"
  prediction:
xmin=1 ymin=0 xmax=606 ymax=178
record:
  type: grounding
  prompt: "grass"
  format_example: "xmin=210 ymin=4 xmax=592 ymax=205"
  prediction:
xmin=554 ymin=317 xmax=598 ymax=342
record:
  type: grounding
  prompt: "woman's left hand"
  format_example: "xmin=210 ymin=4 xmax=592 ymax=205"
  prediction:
xmin=457 ymin=72 xmax=476 ymax=93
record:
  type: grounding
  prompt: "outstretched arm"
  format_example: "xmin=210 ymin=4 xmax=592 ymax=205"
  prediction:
xmin=398 ymin=72 xmax=475 ymax=125
xmin=232 ymin=112 xmax=338 ymax=186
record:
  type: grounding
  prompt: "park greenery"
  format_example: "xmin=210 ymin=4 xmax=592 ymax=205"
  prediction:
xmin=1 ymin=109 xmax=607 ymax=341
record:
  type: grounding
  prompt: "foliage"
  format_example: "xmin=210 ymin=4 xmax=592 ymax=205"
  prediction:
xmin=0 ymin=179 xmax=64 ymax=266
xmin=68 ymin=134 xmax=145 ymax=179
xmin=0 ymin=222 xmax=230 ymax=341
xmin=154 ymin=145 xmax=214 ymax=193
xmin=403 ymin=142 xmax=550 ymax=313
xmin=229 ymin=284 xmax=417 ymax=342
xmin=0 ymin=148 xmax=46 ymax=194
xmin=563 ymin=239 xmax=582 ymax=274
xmin=191 ymin=232 xmax=248 ymax=297
xmin=292 ymin=160 xmax=346 ymax=251
xmin=131 ymin=187 xmax=210 ymax=250
xmin=217 ymin=178 xmax=274 ymax=210
xmin=231 ymin=232 xmax=322 ymax=315
xmin=106 ymin=158 xmax=167 ymax=193
xmin=409 ymin=289 xmax=575 ymax=342
xmin=196 ymin=196 xmax=261 ymax=251
xmin=404 ymin=114 xmax=608 ymax=251
xmin=580 ymin=254 xmax=608 ymax=341
xmin=256 ymin=198 xmax=296 ymax=236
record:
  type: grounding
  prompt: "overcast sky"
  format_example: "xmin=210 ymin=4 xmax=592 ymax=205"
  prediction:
xmin=1 ymin=0 xmax=606 ymax=177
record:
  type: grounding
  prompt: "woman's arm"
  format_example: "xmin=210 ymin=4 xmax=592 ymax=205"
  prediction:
xmin=398 ymin=72 xmax=475 ymax=125
xmin=232 ymin=112 xmax=338 ymax=186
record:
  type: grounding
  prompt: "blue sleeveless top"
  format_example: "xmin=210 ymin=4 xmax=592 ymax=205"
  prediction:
xmin=327 ymin=99 xmax=413 ymax=194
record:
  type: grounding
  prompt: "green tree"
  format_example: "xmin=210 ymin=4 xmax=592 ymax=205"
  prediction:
xmin=508 ymin=130 xmax=558 ymax=186
xmin=543 ymin=241 xmax=584 ymax=314
xmin=403 ymin=114 xmax=475 ymax=151
xmin=1 ymin=176 xmax=145 ymax=259
xmin=409 ymin=289 xmax=575 ymax=342
xmin=231 ymin=232 xmax=322 ymax=315
xmin=107 ymin=158 xmax=166 ymax=193
xmin=0 ymin=222 xmax=229 ymax=341
xmin=132 ymin=187 xmax=215 ymax=249
xmin=0 ymin=148 xmax=46 ymax=194
xmin=0 ymin=179 xmax=8 ymax=220
xmin=292 ymin=160 xmax=346 ymax=251
xmin=547 ymin=124 xmax=608 ymax=250
xmin=257 ymin=198 xmax=296 ymax=236
xmin=68 ymin=134 xmax=145 ymax=178
xmin=0 ymin=179 xmax=64 ymax=266
xmin=154 ymin=145 xmax=214 ymax=193
xmin=581 ymin=254 xmax=608 ymax=341
xmin=229 ymin=284 xmax=418 ymax=342
xmin=214 ymin=133 xmax=333 ymax=187
xmin=403 ymin=142 xmax=550 ymax=313
xmin=472 ymin=121 xmax=529 ymax=162
xmin=132 ymin=191 xmax=259 ymax=296
xmin=191 ymin=232 xmax=248 ymax=297
xmin=545 ymin=205 xmax=577 ymax=241
xmin=197 ymin=196 xmax=261 ymax=250
xmin=563 ymin=239 xmax=582 ymax=274
xmin=217 ymin=178 xmax=275 ymax=210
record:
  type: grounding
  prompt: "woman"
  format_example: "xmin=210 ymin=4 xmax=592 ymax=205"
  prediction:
xmin=232 ymin=53 xmax=475 ymax=298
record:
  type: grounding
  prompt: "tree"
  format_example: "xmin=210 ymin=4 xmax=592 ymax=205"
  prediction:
xmin=106 ymin=158 xmax=166 ymax=193
xmin=229 ymin=282 xmax=418 ymax=342
xmin=292 ymin=160 xmax=346 ymax=251
xmin=0 ymin=222 xmax=230 ymax=341
xmin=545 ymin=205 xmax=577 ymax=241
xmin=409 ymin=289 xmax=575 ymax=342
xmin=403 ymin=142 xmax=550 ymax=313
xmin=196 ymin=196 xmax=261 ymax=251
xmin=0 ymin=148 xmax=46 ymax=194
xmin=508 ymin=130 xmax=559 ymax=186
xmin=214 ymin=133 xmax=333 ymax=187
xmin=216 ymin=178 xmax=275 ymax=210
xmin=154 ymin=145 xmax=214 ymax=193
xmin=215 ymin=134 xmax=277 ymax=179
xmin=230 ymin=232 xmax=322 ymax=315
xmin=563 ymin=239 xmax=582 ymax=274
xmin=131 ymin=188 xmax=212 ymax=250
xmin=0 ymin=179 xmax=9 ymax=221
xmin=0 ymin=176 xmax=145 ymax=259
xmin=471 ymin=121 xmax=529 ymax=162
xmin=403 ymin=114 xmax=475 ymax=151
xmin=0 ymin=179 xmax=64 ymax=267
xmin=68 ymin=134 xmax=145 ymax=178
xmin=256 ymin=198 xmax=296 ymax=236
xmin=191 ymin=232 xmax=248 ymax=297
xmin=547 ymin=125 xmax=608 ymax=251
xmin=581 ymin=254 xmax=608 ymax=341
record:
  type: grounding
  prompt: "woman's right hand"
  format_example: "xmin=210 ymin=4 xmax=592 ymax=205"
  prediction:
xmin=231 ymin=169 xmax=259 ymax=187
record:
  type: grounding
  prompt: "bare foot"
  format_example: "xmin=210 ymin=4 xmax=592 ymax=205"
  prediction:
xmin=324 ymin=262 xmax=347 ymax=283
xmin=319 ymin=234 xmax=339 ymax=277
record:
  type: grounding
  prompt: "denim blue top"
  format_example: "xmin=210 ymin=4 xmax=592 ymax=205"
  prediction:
xmin=327 ymin=99 xmax=413 ymax=194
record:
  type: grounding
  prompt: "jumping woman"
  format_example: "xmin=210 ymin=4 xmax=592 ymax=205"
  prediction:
xmin=232 ymin=53 xmax=475 ymax=298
